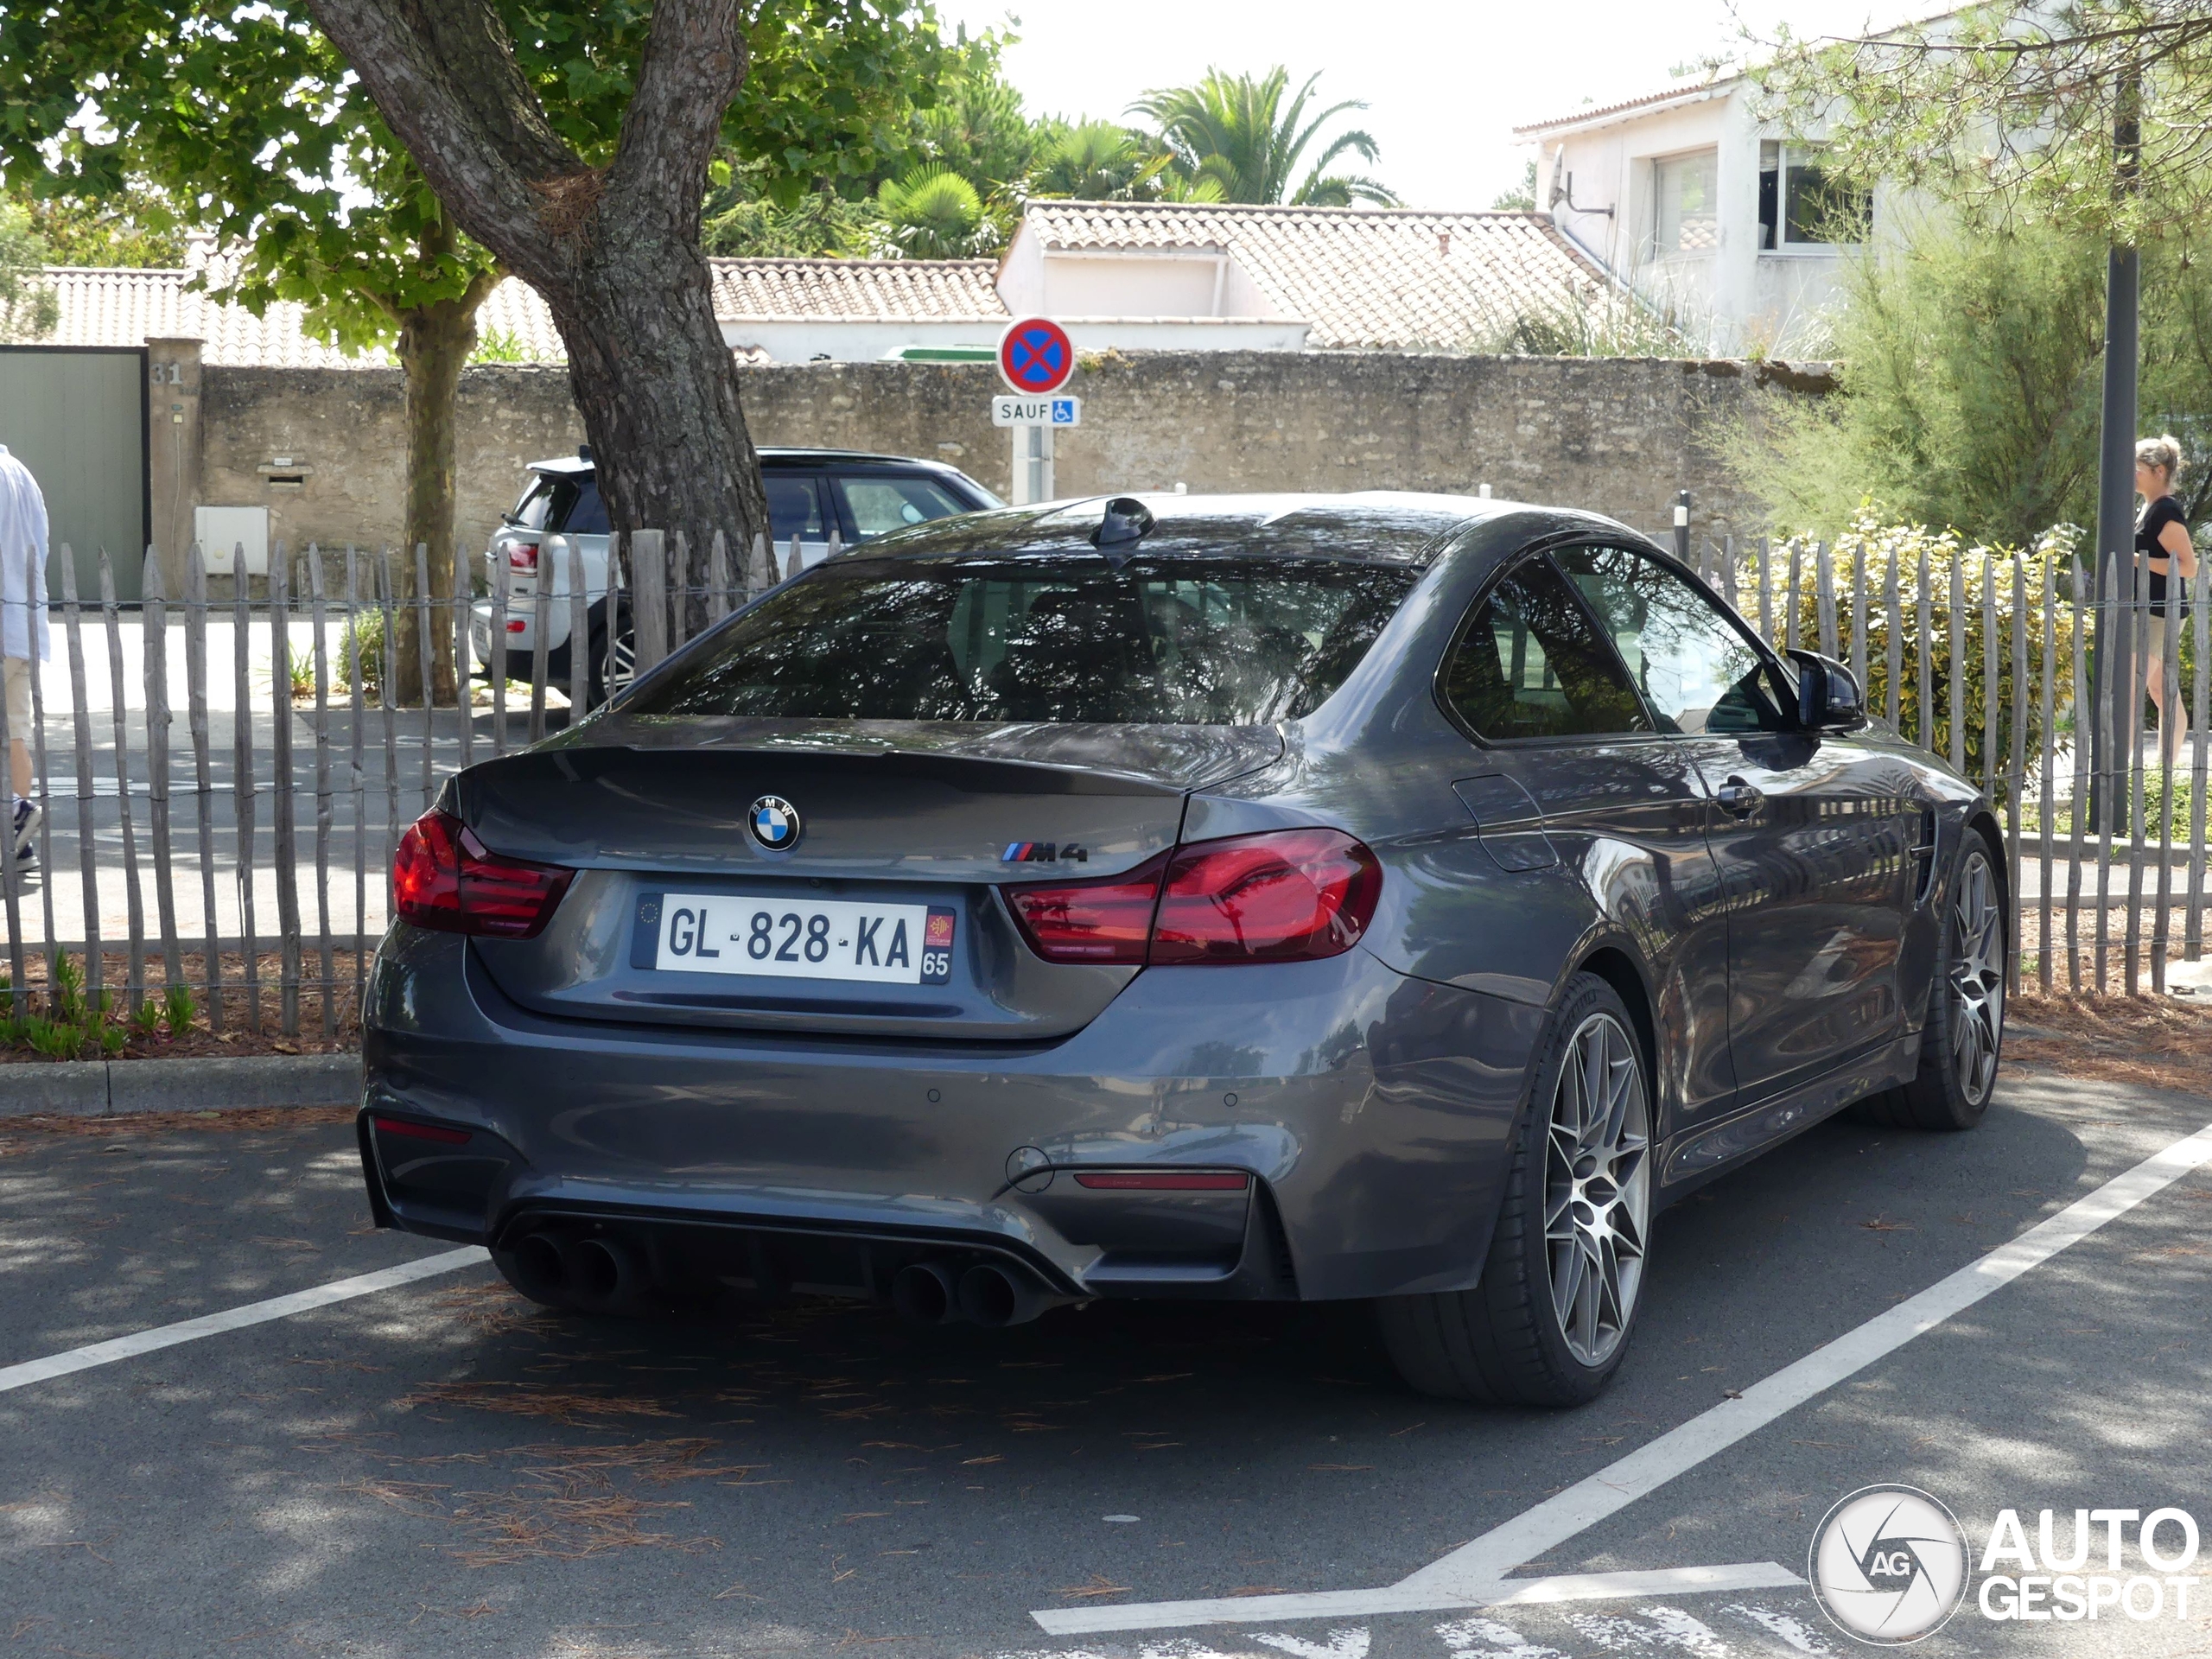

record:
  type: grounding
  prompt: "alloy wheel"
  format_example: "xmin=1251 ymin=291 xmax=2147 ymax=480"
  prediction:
xmin=1948 ymin=849 xmax=2005 ymax=1105
xmin=1543 ymin=1011 xmax=1651 ymax=1369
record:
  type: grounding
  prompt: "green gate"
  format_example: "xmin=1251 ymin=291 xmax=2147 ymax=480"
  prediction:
xmin=0 ymin=346 xmax=149 ymax=601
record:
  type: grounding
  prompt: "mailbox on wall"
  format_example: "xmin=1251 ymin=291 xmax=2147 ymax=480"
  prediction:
xmin=194 ymin=505 xmax=270 ymax=577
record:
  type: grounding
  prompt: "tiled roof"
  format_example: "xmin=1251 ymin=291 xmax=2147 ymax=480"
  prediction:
xmin=40 ymin=256 xmax=1007 ymax=365
xmin=709 ymin=257 xmax=1005 ymax=321
xmin=1513 ymin=77 xmax=1740 ymax=137
xmin=41 ymin=266 xmax=569 ymax=367
xmin=1020 ymin=201 xmax=1609 ymax=351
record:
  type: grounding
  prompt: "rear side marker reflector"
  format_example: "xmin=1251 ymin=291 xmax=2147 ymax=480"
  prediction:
xmin=1072 ymin=1172 xmax=1250 ymax=1191
xmin=371 ymin=1116 xmax=472 ymax=1146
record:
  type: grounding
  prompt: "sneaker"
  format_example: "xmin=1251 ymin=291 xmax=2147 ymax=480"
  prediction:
xmin=10 ymin=796 xmax=37 ymax=864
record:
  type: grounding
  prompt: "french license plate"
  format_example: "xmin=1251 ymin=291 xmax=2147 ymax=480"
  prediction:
xmin=636 ymin=893 xmax=956 ymax=985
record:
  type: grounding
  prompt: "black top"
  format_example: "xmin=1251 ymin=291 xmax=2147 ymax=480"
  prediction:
xmin=2139 ymin=494 xmax=2192 ymax=615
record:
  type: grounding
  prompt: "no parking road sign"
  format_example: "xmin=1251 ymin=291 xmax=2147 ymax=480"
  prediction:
xmin=998 ymin=317 xmax=1075 ymax=397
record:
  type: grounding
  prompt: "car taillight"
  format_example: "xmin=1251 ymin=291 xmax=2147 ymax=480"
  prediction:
xmin=1005 ymin=829 xmax=1380 ymax=968
xmin=392 ymin=809 xmax=573 ymax=938
xmin=507 ymin=541 xmax=539 ymax=574
xmin=1004 ymin=855 xmax=1166 ymax=963
xmin=1152 ymin=829 xmax=1381 ymax=963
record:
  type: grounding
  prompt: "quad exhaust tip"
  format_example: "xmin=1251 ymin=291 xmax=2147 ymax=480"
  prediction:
xmin=893 ymin=1260 xmax=1066 ymax=1327
xmin=891 ymin=1262 xmax=958 ymax=1325
xmin=511 ymin=1229 xmax=1071 ymax=1328
xmin=507 ymin=1228 xmax=649 ymax=1313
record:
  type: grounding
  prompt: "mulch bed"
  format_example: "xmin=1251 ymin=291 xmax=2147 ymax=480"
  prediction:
xmin=0 ymin=948 xmax=360 ymax=1062
xmin=2005 ymin=991 xmax=2212 ymax=1092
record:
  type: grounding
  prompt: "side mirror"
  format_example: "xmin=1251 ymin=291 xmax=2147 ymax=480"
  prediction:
xmin=1788 ymin=649 xmax=1866 ymax=732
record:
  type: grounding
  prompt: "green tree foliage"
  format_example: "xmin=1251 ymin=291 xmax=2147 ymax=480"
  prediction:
xmin=1128 ymin=67 xmax=1398 ymax=207
xmin=14 ymin=188 xmax=185 ymax=267
xmin=702 ymin=181 xmax=880 ymax=258
xmin=0 ymin=3 xmax=503 ymax=700
xmin=1759 ymin=1 xmax=2212 ymax=244
xmin=0 ymin=204 xmax=58 ymax=340
xmin=1491 ymin=159 xmax=1538 ymax=213
xmin=1738 ymin=219 xmax=2212 ymax=543
xmin=902 ymin=30 xmax=1036 ymax=202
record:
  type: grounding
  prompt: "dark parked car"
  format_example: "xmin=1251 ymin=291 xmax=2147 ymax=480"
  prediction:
xmin=364 ymin=492 xmax=2005 ymax=1405
xmin=474 ymin=447 xmax=1001 ymax=704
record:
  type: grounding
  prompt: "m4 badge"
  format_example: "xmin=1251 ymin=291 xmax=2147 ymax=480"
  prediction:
xmin=1002 ymin=842 xmax=1088 ymax=863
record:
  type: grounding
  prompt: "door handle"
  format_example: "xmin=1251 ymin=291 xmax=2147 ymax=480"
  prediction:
xmin=1716 ymin=781 xmax=1764 ymax=817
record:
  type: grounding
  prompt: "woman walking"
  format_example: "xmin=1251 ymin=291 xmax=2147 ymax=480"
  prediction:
xmin=2137 ymin=435 xmax=2198 ymax=765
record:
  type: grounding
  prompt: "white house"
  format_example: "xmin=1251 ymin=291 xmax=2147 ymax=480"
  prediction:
xmin=1516 ymin=73 xmax=1877 ymax=355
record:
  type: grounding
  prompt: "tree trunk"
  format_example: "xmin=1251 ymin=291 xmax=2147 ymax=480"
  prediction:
xmin=543 ymin=216 xmax=768 ymax=622
xmin=391 ymin=296 xmax=477 ymax=706
xmin=304 ymin=0 xmax=772 ymax=597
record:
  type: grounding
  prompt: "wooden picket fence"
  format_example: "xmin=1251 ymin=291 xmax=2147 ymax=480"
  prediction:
xmin=0 ymin=521 xmax=2202 ymax=1052
xmin=0 ymin=525 xmax=809 ymax=1042
xmin=1688 ymin=532 xmax=2209 ymax=1000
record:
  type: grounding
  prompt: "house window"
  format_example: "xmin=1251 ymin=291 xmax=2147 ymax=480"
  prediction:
xmin=1652 ymin=151 xmax=1719 ymax=254
xmin=1759 ymin=142 xmax=1870 ymax=248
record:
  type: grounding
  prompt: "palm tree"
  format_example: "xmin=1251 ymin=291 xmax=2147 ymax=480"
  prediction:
xmin=874 ymin=166 xmax=995 ymax=258
xmin=1024 ymin=121 xmax=1174 ymax=202
xmin=1128 ymin=67 xmax=1398 ymax=208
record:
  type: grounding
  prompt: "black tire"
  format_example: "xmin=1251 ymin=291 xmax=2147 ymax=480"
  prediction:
xmin=1378 ymin=971 xmax=1655 ymax=1407
xmin=1853 ymin=828 xmax=2005 ymax=1132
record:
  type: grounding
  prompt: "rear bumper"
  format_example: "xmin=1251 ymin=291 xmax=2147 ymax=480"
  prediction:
xmin=357 ymin=925 xmax=1547 ymax=1302
xmin=470 ymin=598 xmax=578 ymax=676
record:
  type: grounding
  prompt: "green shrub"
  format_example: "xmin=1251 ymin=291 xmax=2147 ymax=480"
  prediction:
xmin=0 ymin=967 xmax=198 ymax=1059
xmin=1733 ymin=517 xmax=2081 ymax=800
xmin=337 ymin=609 xmax=386 ymax=697
xmin=162 ymin=982 xmax=196 ymax=1037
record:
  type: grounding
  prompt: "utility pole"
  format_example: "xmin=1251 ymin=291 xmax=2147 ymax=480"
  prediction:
xmin=2087 ymin=64 xmax=2142 ymax=833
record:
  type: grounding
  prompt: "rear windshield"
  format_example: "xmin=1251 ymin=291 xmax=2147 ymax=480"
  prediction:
xmin=624 ymin=556 xmax=1419 ymax=724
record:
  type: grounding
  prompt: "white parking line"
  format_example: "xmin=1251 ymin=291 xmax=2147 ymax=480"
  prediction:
xmin=0 ymin=1246 xmax=487 ymax=1395
xmin=1034 ymin=1116 xmax=2212 ymax=1635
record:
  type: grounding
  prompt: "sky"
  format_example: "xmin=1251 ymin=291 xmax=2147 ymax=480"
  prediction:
xmin=935 ymin=0 xmax=1929 ymax=210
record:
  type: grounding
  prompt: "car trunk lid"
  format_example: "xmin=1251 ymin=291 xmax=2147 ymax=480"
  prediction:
xmin=456 ymin=717 xmax=1282 ymax=1040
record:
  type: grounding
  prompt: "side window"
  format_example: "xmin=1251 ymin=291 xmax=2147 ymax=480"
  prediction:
xmin=561 ymin=478 xmax=611 ymax=535
xmin=766 ymin=475 xmax=827 ymax=542
xmin=509 ymin=475 xmax=555 ymax=531
xmin=836 ymin=475 xmax=968 ymax=539
xmin=1444 ymin=556 xmax=1649 ymax=741
xmin=1552 ymin=544 xmax=1793 ymax=735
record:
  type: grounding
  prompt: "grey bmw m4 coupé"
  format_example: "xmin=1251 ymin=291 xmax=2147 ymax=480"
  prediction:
xmin=360 ymin=492 xmax=2005 ymax=1406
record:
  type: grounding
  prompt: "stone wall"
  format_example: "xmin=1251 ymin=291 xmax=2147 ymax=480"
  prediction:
xmin=200 ymin=364 xmax=586 ymax=565
xmin=200 ymin=352 xmax=1824 ymax=559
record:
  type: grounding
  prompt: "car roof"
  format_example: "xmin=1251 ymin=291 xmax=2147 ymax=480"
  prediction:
xmin=825 ymin=491 xmax=1605 ymax=567
xmin=524 ymin=448 xmax=969 ymax=479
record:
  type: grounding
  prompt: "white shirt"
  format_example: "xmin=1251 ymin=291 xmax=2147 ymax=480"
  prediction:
xmin=0 ymin=443 xmax=49 ymax=662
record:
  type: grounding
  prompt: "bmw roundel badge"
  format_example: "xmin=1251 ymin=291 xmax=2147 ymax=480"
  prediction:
xmin=748 ymin=794 xmax=801 ymax=852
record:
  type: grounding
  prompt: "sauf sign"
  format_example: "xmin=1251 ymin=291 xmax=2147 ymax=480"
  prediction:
xmin=992 ymin=395 xmax=1080 ymax=428
xmin=995 ymin=317 xmax=1077 ymax=505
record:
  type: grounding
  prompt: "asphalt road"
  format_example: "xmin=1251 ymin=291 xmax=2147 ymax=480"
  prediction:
xmin=1 ymin=1061 xmax=2207 ymax=1659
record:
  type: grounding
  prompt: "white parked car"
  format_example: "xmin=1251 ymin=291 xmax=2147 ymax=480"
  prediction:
xmin=474 ymin=446 xmax=1002 ymax=706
